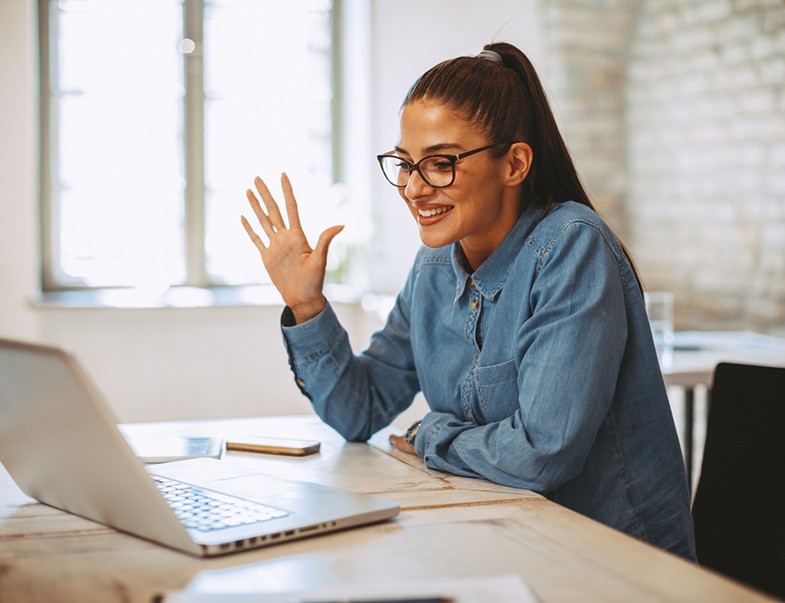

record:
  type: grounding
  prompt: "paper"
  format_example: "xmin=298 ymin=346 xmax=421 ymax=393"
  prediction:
xmin=124 ymin=435 xmax=223 ymax=463
xmin=160 ymin=574 xmax=539 ymax=603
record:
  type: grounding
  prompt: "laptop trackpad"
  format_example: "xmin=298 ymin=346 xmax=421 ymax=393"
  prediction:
xmin=203 ymin=473 xmax=305 ymax=502
xmin=150 ymin=458 xmax=304 ymax=501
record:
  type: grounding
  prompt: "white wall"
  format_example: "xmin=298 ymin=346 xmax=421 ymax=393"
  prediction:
xmin=0 ymin=0 xmax=39 ymax=341
xmin=0 ymin=0 xmax=545 ymax=425
xmin=36 ymin=303 xmax=365 ymax=423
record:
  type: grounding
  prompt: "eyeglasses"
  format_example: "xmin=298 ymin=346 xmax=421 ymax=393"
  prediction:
xmin=376 ymin=141 xmax=512 ymax=189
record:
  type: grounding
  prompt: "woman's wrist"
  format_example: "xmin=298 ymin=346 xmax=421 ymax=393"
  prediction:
xmin=289 ymin=297 xmax=327 ymax=324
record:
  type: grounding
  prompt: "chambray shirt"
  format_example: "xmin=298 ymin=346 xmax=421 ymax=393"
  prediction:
xmin=282 ymin=201 xmax=696 ymax=559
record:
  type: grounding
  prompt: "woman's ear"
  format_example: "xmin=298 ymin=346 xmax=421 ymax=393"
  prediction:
xmin=504 ymin=142 xmax=533 ymax=186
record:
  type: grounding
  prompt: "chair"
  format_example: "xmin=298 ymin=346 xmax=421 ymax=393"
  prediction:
xmin=692 ymin=362 xmax=785 ymax=599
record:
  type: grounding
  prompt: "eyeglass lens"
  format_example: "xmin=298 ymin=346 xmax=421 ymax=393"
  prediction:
xmin=380 ymin=155 xmax=455 ymax=188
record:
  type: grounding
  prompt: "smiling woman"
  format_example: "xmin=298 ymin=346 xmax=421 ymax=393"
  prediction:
xmin=241 ymin=42 xmax=697 ymax=562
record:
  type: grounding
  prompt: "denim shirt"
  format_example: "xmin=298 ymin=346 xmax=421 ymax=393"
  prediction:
xmin=282 ymin=201 xmax=696 ymax=559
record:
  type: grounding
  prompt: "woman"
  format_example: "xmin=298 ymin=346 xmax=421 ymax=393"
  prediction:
xmin=241 ymin=42 xmax=696 ymax=560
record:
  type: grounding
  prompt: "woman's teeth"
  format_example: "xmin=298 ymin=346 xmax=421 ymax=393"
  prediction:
xmin=418 ymin=206 xmax=451 ymax=217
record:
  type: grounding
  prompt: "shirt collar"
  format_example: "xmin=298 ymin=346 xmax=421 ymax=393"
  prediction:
xmin=451 ymin=205 xmax=545 ymax=303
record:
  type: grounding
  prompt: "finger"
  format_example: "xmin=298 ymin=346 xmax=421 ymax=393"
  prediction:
xmin=254 ymin=176 xmax=287 ymax=231
xmin=280 ymin=173 xmax=302 ymax=231
xmin=246 ymin=188 xmax=276 ymax=238
xmin=240 ymin=215 xmax=268 ymax=254
xmin=313 ymin=224 xmax=345 ymax=259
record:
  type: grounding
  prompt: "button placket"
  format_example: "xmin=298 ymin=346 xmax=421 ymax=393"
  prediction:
xmin=465 ymin=279 xmax=482 ymax=423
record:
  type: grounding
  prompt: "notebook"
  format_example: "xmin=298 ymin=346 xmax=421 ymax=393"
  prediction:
xmin=0 ymin=337 xmax=399 ymax=557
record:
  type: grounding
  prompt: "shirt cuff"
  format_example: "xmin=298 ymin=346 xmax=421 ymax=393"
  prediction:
xmin=413 ymin=411 xmax=440 ymax=461
xmin=281 ymin=302 xmax=342 ymax=359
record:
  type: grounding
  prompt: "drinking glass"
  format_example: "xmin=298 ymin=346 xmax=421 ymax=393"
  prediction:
xmin=644 ymin=291 xmax=674 ymax=364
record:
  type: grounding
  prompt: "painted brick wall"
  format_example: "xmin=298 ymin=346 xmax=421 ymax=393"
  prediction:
xmin=543 ymin=1 xmax=638 ymax=235
xmin=543 ymin=0 xmax=785 ymax=333
xmin=625 ymin=0 xmax=785 ymax=332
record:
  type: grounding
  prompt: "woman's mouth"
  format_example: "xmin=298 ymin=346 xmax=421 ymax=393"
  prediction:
xmin=414 ymin=204 xmax=454 ymax=226
xmin=417 ymin=206 xmax=452 ymax=218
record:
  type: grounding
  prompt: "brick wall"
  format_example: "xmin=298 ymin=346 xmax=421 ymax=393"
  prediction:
xmin=543 ymin=0 xmax=785 ymax=334
xmin=626 ymin=0 xmax=785 ymax=332
xmin=543 ymin=0 xmax=638 ymax=235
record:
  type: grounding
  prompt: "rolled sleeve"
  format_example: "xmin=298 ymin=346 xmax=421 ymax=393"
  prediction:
xmin=281 ymin=277 xmax=421 ymax=442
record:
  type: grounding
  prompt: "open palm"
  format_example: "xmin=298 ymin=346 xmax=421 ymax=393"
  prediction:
xmin=241 ymin=174 xmax=344 ymax=324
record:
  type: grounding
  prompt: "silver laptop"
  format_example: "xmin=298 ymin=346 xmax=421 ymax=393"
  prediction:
xmin=0 ymin=337 xmax=399 ymax=557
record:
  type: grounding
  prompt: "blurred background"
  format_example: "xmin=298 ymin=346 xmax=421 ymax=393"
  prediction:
xmin=1 ymin=0 xmax=784 ymax=424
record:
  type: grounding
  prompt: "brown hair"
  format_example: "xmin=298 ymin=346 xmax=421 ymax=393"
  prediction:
xmin=403 ymin=42 xmax=642 ymax=288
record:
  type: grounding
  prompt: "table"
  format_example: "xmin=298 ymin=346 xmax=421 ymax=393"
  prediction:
xmin=0 ymin=415 xmax=778 ymax=602
xmin=660 ymin=331 xmax=785 ymax=488
xmin=662 ymin=331 xmax=785 ymax=388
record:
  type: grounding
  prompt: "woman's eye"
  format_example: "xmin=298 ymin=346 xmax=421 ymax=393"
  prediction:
xmin=432 ymin=160 xmax=453 ymax=171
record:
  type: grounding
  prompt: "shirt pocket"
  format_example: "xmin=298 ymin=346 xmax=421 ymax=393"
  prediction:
xmin=473 ymin=359 xmax=520 ymax=424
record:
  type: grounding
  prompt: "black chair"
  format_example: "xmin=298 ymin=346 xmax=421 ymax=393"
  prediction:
xmin=692 ymin=362 xmax=785 ymax=599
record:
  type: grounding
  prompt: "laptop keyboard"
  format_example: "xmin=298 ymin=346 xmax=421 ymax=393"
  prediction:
xmin=152 ymin=475 xmax=289 ymax=532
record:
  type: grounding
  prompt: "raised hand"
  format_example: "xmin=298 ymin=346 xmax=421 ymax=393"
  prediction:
xmin=241 ymin=173 xmax=344 ymax=324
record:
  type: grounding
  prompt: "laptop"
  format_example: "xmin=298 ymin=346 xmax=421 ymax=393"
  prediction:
xmin=0 ymin=337 xmax=399 ymax=557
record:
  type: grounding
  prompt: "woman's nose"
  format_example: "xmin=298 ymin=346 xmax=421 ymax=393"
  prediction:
xmin=404 ymin=168 xmax=433 ymax=199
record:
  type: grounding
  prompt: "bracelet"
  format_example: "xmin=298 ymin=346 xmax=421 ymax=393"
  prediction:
xmin=404 ymin=420 xmax=422 ymax=448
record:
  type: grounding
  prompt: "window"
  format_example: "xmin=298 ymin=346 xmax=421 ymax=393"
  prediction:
xmin=40 ymin=0 xmax=345 ymax=293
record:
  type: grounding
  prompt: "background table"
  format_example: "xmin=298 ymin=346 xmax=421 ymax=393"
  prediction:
xmin=0 ymin=415 xmax=779 ymax=602
xmin=661 ymin=331 xmax=785 ymax=489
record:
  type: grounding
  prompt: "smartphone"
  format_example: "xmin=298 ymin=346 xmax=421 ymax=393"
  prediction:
xmin=225 ymin=436 xmax=321 ymax=457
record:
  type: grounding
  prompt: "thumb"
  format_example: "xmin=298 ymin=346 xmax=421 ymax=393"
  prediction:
xmin=314 ymin=224 xmax=345 ymax=258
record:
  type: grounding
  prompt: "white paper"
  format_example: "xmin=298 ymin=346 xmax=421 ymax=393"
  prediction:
xmin=161 ymin=574 xmax=539 ymax=603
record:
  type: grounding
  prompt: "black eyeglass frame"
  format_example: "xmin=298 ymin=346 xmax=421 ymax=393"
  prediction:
xmin=376 ymin=140 xmax=514 ymax=189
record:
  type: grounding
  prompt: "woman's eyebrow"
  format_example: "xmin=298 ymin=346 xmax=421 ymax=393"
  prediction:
xmin=394 ymin=142 xmax=462 ymax=156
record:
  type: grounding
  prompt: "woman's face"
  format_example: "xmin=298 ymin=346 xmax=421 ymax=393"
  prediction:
xmin=394 ymin=100 xmax=523 ymax=269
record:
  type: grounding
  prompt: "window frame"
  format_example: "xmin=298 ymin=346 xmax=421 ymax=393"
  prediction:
xmin=38 ymin=0 xmax=343 ymax=294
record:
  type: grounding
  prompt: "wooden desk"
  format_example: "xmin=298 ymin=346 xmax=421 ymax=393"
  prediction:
xmin=0 ymin=416 xmax=777 ymax=602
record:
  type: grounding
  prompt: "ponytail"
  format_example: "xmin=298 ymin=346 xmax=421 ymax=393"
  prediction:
xmin=486 ymin=42 xmax=593 ymax=214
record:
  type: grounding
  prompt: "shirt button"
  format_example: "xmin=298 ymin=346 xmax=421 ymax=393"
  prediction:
xmin=471 ymin=298 xmax=479 ymax=311
xmin=296 ymin=378 xmax=305 ymax=387
xmin=469 ymin=280 xmax=476 ymax=289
